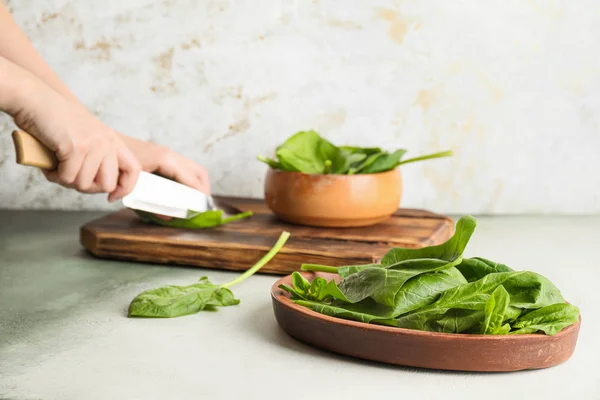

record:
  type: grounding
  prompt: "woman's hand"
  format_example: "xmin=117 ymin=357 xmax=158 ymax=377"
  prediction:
xmin=11 ymin=78 xmax=141 ymax=201
xmin=117 ymin=134 xmax=211 ymax=194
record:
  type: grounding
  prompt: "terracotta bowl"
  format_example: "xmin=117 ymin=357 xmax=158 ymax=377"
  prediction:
xmin=271 ymin=272 xmax=581 ymax=372
xmin=264 ymin=168 xmax=402 ymax=228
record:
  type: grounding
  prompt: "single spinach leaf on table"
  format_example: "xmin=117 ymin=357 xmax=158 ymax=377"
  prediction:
xmin=128 ymin=231 xmax=290 ymax=318
xmin=135 ymin=209 xmax=253 ymax=229
xmin=128 ymin=277 xmax=239 ymax=318
xmin=510 ymin=303 xmax=580 ymax=335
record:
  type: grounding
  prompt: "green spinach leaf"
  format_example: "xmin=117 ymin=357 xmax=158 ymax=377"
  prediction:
xmin=359 ymin=149 xmax=407 ymax=174
xmin=128 ymin=277 xmax=239 ymax=318
xmin=136 ymin=209 xmax=253 ymax=229
xmin=258 ymin=130 xmax=451 ymax=175
xmin=274 ymin=131 xmax=346 ymax=174
xmin=381 ymin=215 xmax=477 ymax=266
xmin=396 ymin=271 xmax=564 ymax=332
xmin=280 ymin=272 xmax=350 ymax=302
xmin=511 ymin=303 xmax=580 ymax=336
xmin=481 ymin=285 xmax=511 ymax=334
xmin=129 ymin=231 xmax=290 ymax=318
xmin=456 ymin=257 xmax=514 ymax=282
xmin=294 ymin=298 xmax=398 ymax=327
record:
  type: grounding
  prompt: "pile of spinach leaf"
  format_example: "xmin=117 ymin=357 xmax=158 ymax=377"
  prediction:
xmin=135 ymin=209 xmax=253 ymax=229
xmin=282 ymin=216 xmax=579 ymax=335
xmin=129 ymin=231 xmax=290 ymax=318
xmin=258 ymin=130 xmax=452 ymax=174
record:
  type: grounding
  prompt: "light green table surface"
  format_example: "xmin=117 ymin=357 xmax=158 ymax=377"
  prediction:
xmin=1 ymin=211 xmax=598 ymax=400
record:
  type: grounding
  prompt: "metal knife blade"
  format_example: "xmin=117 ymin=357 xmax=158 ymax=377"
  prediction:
xmin=122 ymin=171 xmax=216 ymax=219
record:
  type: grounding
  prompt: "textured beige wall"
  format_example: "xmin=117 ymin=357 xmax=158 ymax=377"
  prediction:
xmin=1 ymin=0 xmax=599 ymax=214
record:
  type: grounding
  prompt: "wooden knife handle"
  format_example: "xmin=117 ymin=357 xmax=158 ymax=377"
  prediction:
xmin=12 ymin=130 xmax=58 ymax=170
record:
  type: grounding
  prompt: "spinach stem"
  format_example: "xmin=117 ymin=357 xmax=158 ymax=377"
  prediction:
xmin=301 ymin=264 xmax=339 ymax=274
xmin=398 ymin=150 xmax=453 ymax=166
xmin=221 ymin=231 xmax=291 ymax=288
xmin=221 ymin=211 xmax=254 ymax=225
xmin=323 ymin=159 xmax=332 ymax=174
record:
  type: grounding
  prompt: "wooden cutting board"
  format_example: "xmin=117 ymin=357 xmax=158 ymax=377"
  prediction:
xmin=80 ymin=197 xmax=454 ymax=275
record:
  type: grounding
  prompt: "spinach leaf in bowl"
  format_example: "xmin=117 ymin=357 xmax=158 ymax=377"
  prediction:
xmin=258 ymin=130 xmax=451 ymax=174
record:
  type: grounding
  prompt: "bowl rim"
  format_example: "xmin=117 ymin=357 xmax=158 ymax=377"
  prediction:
xmin=265 ymin=167 xmax=401 ymax=179
xmin=271 ymin=271 xmax=581 ymax=342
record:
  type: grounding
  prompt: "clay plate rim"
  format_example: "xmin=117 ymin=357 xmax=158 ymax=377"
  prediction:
xmin=271 ymin=271 xmax=582 ymax=342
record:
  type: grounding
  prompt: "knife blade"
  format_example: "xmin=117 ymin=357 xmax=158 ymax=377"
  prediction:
xmin=11 ymin=130 xmax=216 ymax=219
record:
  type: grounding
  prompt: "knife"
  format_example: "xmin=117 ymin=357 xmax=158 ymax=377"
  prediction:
xmin=11 ymin=130 xmax=216 ymax=219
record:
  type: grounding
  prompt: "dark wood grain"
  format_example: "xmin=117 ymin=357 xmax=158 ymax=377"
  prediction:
xmin=80 ymin=196 xmax=454 ymax=274
xmin=272 ymin=272 xmax=581 ymax=371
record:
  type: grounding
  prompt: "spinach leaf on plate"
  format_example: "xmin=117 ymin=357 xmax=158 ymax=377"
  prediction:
xmin=380 ymin=215 xmax=477 ymax=266
xmin=287 ymin=215 xmax=579 ymax=336
xmin=283 ymin=267 xmax=468 ymax=325
xmin=395 ymin=271 xmax=563 ymax=333
xmin=510 ymin=303 xmax=580 ymax=336
xmin=481 ymin=285 xmax=511 ymax=334
xmin=456 ymin=257 xmax=514 ymax=282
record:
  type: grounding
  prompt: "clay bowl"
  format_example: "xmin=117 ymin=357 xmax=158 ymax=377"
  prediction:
xmin=264 ymin=168 xmax=402 ymax=228
xmin=271 ymin=272 xmax=581 ymax=372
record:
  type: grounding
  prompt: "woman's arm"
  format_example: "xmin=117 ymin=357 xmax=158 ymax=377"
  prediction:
xmin=0 ymin=54 xmax=141 ymax=200
xmin=0 ymin=2 xmax=79 ymax=102
xmin=0 ymin=2 xmax=210 ymax=194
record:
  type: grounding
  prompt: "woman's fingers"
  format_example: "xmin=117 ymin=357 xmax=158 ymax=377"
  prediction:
xmin=108 ymin=143 xmax=141 ymax=202
xmin=75 ymin=147 xmax=104 ymax=191
xmin=96 ymin=150 xmax=119 ymax=193
xmin=56 ymin=150 xmax=84 ymax=187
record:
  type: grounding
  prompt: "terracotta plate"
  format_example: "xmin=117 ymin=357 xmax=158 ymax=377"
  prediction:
xmin=271 ymin=272 xmax=581 ymax=372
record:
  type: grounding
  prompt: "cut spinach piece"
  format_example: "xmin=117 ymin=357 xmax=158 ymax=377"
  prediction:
xmin=135 ymin=209 xmax=252 ymax=229
xmin=129 ymin=231 xmax=290 ymax=318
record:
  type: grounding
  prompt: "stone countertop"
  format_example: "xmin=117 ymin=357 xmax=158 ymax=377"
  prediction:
xmin=0 ymin=211 xmax=598 ymax=400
